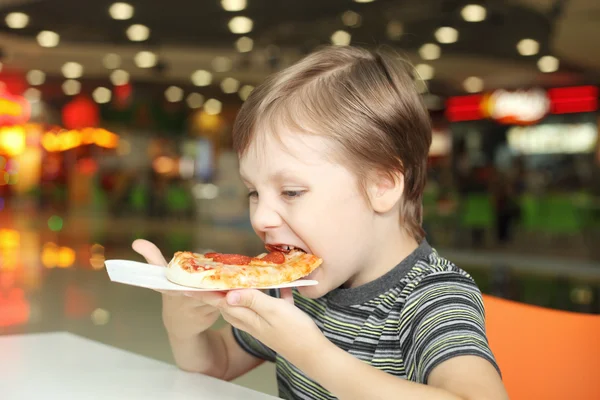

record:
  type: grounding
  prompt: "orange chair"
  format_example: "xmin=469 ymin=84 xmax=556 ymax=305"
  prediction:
xmin=482 ymin=295 xmax=600 ymax=400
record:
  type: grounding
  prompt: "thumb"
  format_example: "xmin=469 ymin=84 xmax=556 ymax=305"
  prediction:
xmin=226 ymin=289 xmax=274 ymax=314
xmin=132 ymin=239 xmax=168 ymax=267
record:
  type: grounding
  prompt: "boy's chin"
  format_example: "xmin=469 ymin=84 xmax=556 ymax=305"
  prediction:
xmin=297 ymin=283 xmax=328 ymax=299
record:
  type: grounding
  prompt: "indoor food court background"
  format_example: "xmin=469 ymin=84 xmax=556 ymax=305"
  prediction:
xmin=0 ymin=0 xmax=599 ymax=398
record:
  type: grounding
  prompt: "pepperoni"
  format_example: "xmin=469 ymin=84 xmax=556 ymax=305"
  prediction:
xmin=206 ymin=253 xmax=252 ymax=265
xmin=261 ymin=251 xmax=285 ymax=264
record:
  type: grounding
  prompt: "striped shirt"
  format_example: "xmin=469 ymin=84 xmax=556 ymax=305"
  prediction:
xmin=233 ymin=240 xmax=500 ymax=400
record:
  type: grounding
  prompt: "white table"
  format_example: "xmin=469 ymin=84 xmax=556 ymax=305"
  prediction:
xmin=0 ymin=332 xmax=279 ymax=400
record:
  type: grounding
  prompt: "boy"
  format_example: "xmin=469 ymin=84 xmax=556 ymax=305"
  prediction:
xmin=134 ymin=45 xmax=508 ymax=400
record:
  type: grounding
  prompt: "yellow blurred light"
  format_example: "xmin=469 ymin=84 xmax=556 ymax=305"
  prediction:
xmin=435 ymin=27 xmax=459 ymax=44
xmin=109 ymin=2 xmax=134 ymax=20
xmin=538 ymin=55 xmax=559 ymax=73
xmin=91 ymin=243 xmax=105 ymax=254
xmin=517 ymin=38 xmax=539 ymax=56
xmin=221 ymin=0 xmax=246 ymax=11
xmin=235 ymin=36 xmax=253 ymax=53
xmin=342 ymin=11 xmax=361 ymax=28
xmin=5 ymin=12 xmax=29 ymax=29
xmin=220 ymin=77 xmax=240 ymax=94
xmin=37 ymin=30 xmax=59 ymax=47
xmin=0 ymin=126 xmax=26 ymax=157
xmin=461 ymin=4 xmax=487 ymax=22
xmin=186 ymin=93 xmax=205 ymax=109
xmin=110 ymin=69 xmax=129 ymax=86
xmin=94 ymin=129 xmax=119 ymax=149
xmin=62 ymin=80 xmax=81 ymax=96
xmin=126 ymin=24 xmax=150 ymax=41
xmin=103 ymin=53 xmax=121 ymax=69
xmin=191 ymin=70 xmax=212 ymax=86
xmin=203 ymin=98 xmax=222 ymax=115
xmin=415 ymin=64 xmax=434 ymax=80
xmin=62 ymin=62 xmax=83 ymax=79
xmin=27 ymin=70 xmax=46 ymax=86
xmin=463 ymin=76 xmax=484 ymax=93
xmin=57 ymin=247 xmax=76 ymax=268
xmin=0 ymin=229 xmax=20 ymax=248
xmin=0 ymin=249 xmax=18 ymax=270
xmin=93 ymin=87 xmax=112 ymax=104
xmin=386 ymin=21 xmax=403 ymax=40
xmin=228 ymin=16 xmax=253 ymax=34
xmin=419 ymin=43 xmax=441 ymax=60
xmin=134 ymin=51 xmax=157 ymax=68
xmin=238 ymin=85 xmax=254 ymax=101
xmin=331 ymin=30 xmax=351 ymax=46
xmin=91 ymin=308 xmax=111 ymax=325
xmin=41 ymin=242 xmax=58 ymax=268
xmin=195 ymin=111 xmax=223 ymax=132
xmin=153 ymin=156 xmax=176 ymax=174
xmin=165 ymin=86 xmax=184 ymax=102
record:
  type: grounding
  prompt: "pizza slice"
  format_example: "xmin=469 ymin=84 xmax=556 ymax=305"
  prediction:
xmin=165 ymin=245 xmax=322 ymax=289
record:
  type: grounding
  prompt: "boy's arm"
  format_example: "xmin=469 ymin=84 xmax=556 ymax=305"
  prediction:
xmin=168 ymin=324 xmax=264 ymax=381
xmin=296 ymin=343 xmax=507 ymax=400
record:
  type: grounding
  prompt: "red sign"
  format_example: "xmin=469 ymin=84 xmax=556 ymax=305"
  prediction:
xmin=447 ymin=86 xmax=598 ymax=124
xmin=0 ymin=89 xmax=31 ymax=126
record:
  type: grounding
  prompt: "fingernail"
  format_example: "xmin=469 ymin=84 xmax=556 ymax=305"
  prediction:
xmin=228 ymin=292 xmax=240 ymax=305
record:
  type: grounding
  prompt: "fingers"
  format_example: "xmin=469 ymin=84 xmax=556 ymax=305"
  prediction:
xmin=132 ymin=239 xmax=168 ymax=267
xmin=280 ymin=288 xmax=295 ymax=305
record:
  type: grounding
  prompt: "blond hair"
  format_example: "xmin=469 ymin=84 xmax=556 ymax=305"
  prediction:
xmin=232 ymin=46 xmax=432 ymax=241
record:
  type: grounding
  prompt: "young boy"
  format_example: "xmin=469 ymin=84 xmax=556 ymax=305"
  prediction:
xmin=133 ymin=46 xmax=508 ymax=400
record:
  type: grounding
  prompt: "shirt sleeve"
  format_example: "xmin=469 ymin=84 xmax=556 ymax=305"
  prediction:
xmin=401 ymin=270 xmax=501 ymax=384
xmin=231 ymin=288 xmax=278 ymax=362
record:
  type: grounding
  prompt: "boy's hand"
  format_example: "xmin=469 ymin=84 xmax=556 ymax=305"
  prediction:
xmin=132 ymin=239 xmax=225 ymax=339
xmin=218 ymin=288 xmax=327 ymax=360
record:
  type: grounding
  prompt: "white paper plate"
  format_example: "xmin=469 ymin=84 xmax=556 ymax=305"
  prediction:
xmin=105 ymin=259 xmax=319 ymax=291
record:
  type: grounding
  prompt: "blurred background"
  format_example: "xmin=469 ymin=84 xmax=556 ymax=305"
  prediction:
xmin=0 ymin=0 xmax=599 ymax=395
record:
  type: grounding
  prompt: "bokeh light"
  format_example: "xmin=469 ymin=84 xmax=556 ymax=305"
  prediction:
xmin=48 ymin=216 xmax=64 ymax=232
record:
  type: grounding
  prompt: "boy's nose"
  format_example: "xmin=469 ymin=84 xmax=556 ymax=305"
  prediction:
xmin=251 ymin=200 xmax=283 ymax=232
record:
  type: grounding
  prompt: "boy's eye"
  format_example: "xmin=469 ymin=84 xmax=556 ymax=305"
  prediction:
xmin=282 ymin=190 xmax=304 ymax=199
xmin=247 ymin=190 xmax=258 ymax=199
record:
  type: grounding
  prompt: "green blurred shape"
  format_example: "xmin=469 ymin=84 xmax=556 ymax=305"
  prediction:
xmin=461 ymin=194 xmax=494 ymax=228
xmin=48 ymin=215 xmax=63 ymax=232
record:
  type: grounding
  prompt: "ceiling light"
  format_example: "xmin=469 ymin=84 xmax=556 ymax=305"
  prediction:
xmin=204 ymin=99 xmax=222 ymax=115
xmin=212 ymin=56 xmax=232 ymax=72
xmin=221 ymin=0 xmax=246 ymax=11
xmin=235 ymin=36 xmax=253 ymax=52
xmin=239 ymin=85 xmax=254 ymax=101
xmin=62 ymin=80 xmax=81 ymax=96
xmin=134 ymin=51 xmax=157 ymax=68
xmin=109 ymin=3 xmax=134 ymax=20
xmin=419 ymin=43 xmax=441 ymax=60
xmin=186 ymin=93 xmax=205 ymax=108
xmin=27 ymin=70 xmax=46 ymax=86
xmin=191 ymin=70 xmax=213 ymax=86
xmin=62 ymin=62 xmax=83 ymax=79
xmin=5 ymin=12 xmax=29 ymax=29
xmin=24 ymin=88 xmax=41 ymax=103
xmin=342 ymin=11 xmax=361 ymax=28
xmin=331 ymin=30 xmax=351 ymax=46
xmin=220 ymin=77 xmax=240 ymax=94
xmin=93 ymin=87 xmax=112 ymax=104
xmin=415 ymin=64 xmax=434 ymax=80
xmin=126 ymin=24 xmax=150 ymax=41
xmin=517 ymin=38 xmax=539 ymax=56
xmin=37 ymin=31 xmax=60 ymax=48
xmin=103 ymin=53 xmax=121 ymax=69
xmin=165 ymin=86 xmax=184 ymax=102
xmin=538 ymin=55 xmax=559 ymax=73
xmin=228 ymin=16 xmax=253 ymax=34
xmin=386 ymin=21 xmax=403 ymax=40
xmin=463 ymin=76 xmax=484 ymax=93
xmin=110 ymin=69 xmax=129 ymax=86
xmin=435 ymin=27 xmax=458 ymax=44
xmin=461 ymin=4 xmax=486 ymax=22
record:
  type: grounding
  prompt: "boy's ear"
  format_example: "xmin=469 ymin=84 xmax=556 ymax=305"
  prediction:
xmin=367 ymin=170 xmax=405 ymax=213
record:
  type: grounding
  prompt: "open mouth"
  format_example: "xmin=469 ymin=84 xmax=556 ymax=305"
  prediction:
xmin=265 ymin=244 xmax=308 ymax=254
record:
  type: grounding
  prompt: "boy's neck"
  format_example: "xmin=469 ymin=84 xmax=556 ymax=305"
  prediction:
xmin=344 ymin=227 xmax=419 ymax=289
